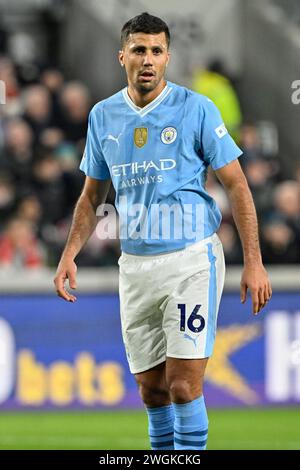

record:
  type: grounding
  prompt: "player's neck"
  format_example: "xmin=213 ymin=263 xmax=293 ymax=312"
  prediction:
xmin=127 ymin=80 xmax=167 ymax=108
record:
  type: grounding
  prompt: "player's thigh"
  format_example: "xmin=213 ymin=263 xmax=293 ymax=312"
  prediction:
xmin=120 ymin=305 xmax=166 ymax=375
xmin=163 ymin=236 xmax=225 ymax=360
xmin=134 ymin=361 xmax=168 ymax=391
xmin=119 ymin=258 xmax=167 ymax=374
xmin=134 ymin=361 xmax=171 ymax=406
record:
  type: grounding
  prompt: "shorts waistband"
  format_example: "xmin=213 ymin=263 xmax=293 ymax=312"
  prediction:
xmin=120 ymin=233 xmax=220 ymax=262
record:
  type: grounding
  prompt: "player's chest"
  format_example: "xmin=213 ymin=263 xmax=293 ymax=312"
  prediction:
xmin=100 ymin=116 xmax=182 ymax=165
xmin=100 ymin=110 xmax=200 ymax=188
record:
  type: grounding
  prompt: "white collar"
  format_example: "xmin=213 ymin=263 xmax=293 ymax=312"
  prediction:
xmin=122 ymin=83 xmax=172 ymax=117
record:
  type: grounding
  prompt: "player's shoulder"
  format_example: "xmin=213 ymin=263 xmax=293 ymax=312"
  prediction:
xmin=169 ymin=81 xmax=215 ymax=111
xmin=90 ymin=88 xmax=124 ymax=117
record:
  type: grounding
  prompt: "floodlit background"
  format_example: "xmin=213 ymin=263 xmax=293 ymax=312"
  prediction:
xmin=0 ymin=0 xmax=299 ymax=450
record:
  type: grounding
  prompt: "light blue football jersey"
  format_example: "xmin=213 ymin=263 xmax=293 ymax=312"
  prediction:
xmin=80 ymin=81 xmax=243 ymax=255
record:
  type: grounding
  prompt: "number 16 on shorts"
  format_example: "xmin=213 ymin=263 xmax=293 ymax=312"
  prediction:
xmin=178 ymin=304 xmax=206 ymax=333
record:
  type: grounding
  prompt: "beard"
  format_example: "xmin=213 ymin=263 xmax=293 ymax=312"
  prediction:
xmin=135 ymin=76 xmax=161 ymax=94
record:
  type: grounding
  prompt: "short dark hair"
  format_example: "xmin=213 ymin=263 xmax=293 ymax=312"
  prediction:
xmin=121 ymin=12 xmax=170 ymax=49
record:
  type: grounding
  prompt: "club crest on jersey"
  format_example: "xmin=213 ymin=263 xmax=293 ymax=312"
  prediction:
xmin=134 ymin=127 xmax=148 ymax=148
xmin=161 ymin=127 xmax=177 ymax=145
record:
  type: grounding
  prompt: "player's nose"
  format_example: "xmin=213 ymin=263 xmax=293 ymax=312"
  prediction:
xmin=143 ymin=53 xmax=153 ymax=66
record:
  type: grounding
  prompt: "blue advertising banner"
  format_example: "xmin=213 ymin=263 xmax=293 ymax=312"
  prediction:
xmin=0 ymin=293 xmax=299 ymax=409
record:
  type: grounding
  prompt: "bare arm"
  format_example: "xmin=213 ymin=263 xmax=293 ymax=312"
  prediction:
xmin=54 ymin=176 xmax=111 ymax=302
xmin=215 ymin=160 xmax=272 ymax=315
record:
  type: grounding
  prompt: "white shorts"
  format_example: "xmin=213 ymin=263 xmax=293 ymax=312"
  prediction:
xmin=118 ymin=233 xmax=225 ymax=374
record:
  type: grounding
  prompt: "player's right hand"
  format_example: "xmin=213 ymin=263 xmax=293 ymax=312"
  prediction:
xmin=54 ymin=258 xmax=78 ymax=302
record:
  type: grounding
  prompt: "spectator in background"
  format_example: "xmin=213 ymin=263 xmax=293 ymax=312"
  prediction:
xmin=32 ymin=155 xmax=66 ymax=224
xmin=0 ymin=174 xmax=17 ymax=229
xmin=0 ymin=54 xmax=123 ymax=268
xmin=16 ymin=194 xmax=43 ymax=233
xmin=273 ymin=181 xmax=300 ymax=239
xmin=0 ymin=56 xmax=21 ymax=116
xmin=260 ymin=180 xmax=300 ymax=264
xmin=192 ymin=59 xmax=242 ymax=141
xmin=41 ymin=67 xmax=64 ymax=118
xmin=243 ymin=157 xmax=275 ymax=217
xmin=58 ymin=81 xmax=90 ymax=144
xmin=1 ymin=118 xmax=34 ymax=195
xmin=240 ymin=124 xmax=261 ymax=162
xmin=39 ymin=127 xmax=64 ymax=151
xmin=0 ymin=217 xmax=45 ymax=269
xmin=22 ymin=84 xmax=54 ymax=144
xmin=261 ymin=217 xmax=300 ymax=264
xmin=54 ymin=143 xmax=84 ymax=210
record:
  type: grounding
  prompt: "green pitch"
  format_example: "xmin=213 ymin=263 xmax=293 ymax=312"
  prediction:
xmin=0 ymin=408 xmax=299 ymax=450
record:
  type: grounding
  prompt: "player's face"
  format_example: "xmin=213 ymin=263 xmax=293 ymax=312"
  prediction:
xmin=119 ymin=32 xmax=170 ymax=94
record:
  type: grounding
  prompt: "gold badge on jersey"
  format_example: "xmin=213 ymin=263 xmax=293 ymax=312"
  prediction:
xmin=134 ymin=127 xmax=148 ymax=148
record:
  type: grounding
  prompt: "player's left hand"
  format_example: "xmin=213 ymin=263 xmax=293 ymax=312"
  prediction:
xmin=240 ymin=263 xmax=272 ymax=315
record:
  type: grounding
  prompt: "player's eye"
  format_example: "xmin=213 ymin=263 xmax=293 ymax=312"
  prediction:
xmin=134 ymin=48 xmax=144 ymax=54
xmin=153 ymin=48 xmax=162 ymax=55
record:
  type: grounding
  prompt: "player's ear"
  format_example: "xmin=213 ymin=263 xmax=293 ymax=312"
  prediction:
xmin=119 ymin=50 xmax=125 ymax=67
xmin=166 ymin=52 xmax=170 ymax=68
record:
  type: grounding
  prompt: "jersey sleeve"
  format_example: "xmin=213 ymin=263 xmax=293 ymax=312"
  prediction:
xmin=199 ymin=98 xmax=243 ymax=170
xmin=79 ymin=107 xmax=111 ymax=180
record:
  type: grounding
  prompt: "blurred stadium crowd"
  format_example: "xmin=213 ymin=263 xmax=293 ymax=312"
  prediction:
xmin=0 ymin=56 xmax=120 ymax=269
xmin=0 ymin=54 xmax=299 ymax=269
